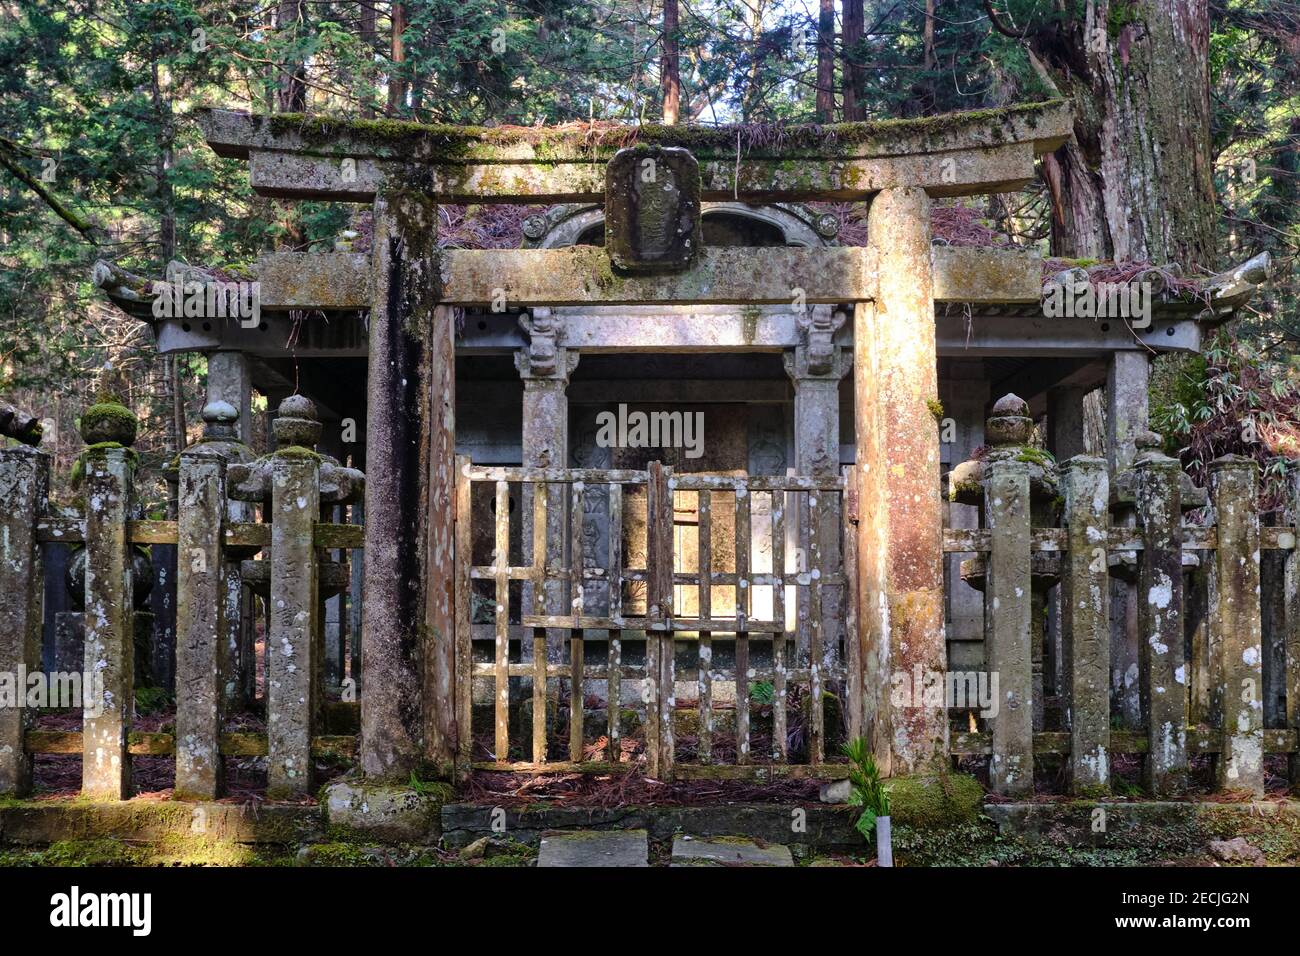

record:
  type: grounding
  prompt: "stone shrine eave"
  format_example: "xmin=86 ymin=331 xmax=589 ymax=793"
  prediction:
xmin=92 ymin=247 xmax=1268 ymax=361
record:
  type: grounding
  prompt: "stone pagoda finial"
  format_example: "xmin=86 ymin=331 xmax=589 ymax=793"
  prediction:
xmin=228 ymin=395 xmax=364 ymax=505
xmin=948 ymin=393 xmax=1059 ymax=509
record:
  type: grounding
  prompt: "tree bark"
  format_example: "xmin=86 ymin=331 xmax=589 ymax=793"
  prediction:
xmin=359 ymin=2 xmax=379 ymax=117
xmin=661 ymin=0 xmax=680 ymax=124
xmin=816 ymin=0 xmax=835 ymax=122
xmin=276 ymin=0 xmax=308 ymax=112
xmin=1024 ymin=0 xmax=1217 ymax=267
xmin=387 ymin=2 xmax=407 ymax=114
xmin=842 ymin=0 xmax=865 ymax=120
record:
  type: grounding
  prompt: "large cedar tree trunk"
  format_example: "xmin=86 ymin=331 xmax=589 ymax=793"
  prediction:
xmin=1013 ymin=0 xmax=1217 ymax=267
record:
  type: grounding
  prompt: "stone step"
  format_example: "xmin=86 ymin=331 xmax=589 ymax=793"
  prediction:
xmin=670 ymin=835 xmax=794 ymax=867
xmin=537 ymin=829 xmax=649 ymax=867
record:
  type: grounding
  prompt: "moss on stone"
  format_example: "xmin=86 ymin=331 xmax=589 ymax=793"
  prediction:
xmin=1014 ymin=446 xmax=1056 ymax=466
xmin=272 ymin=444 xmax=324 ymax=463
xmin=259 ymin=100 xmax=1066 ymax=161
xmin=884 ymin=772 xmax=984 ymax=828
xmin=926 ymin=398 xmax=945 ymax=419
xmin=80 ymin=402 xmax=138 ymax=445
xmin=71 ymin=442 xmax=141 ymax=486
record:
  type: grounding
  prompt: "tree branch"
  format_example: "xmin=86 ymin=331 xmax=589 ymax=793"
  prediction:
xmin=0 ymin=137 xmax=104 ymax=244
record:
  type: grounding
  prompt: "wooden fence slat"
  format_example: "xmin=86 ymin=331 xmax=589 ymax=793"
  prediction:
xmin=530 ymin=478 xmax=549 ymax=763
xmin=454 ymin=457 xmax=473 ymax=763
xmin=568 ymin=481 xmax=585 ymax=763
xmin=842 ymin=466 xmax=862 ymax=746
xmin=985 ymin=458 xmax=1033 ymax=797
xmin=1287 ymin=467 xmax=1300 ymax=789
xmin=772 ymin=489 xmax=788 ymax=762
xmin=735 ymin=484 xmax=752 ymax=765
xmin=607 ymin=483 xmax=623 ymax=758
xmin=493 ymin=479 xmax=511 ymax=761
xmin=1060 ymin=456 xmax=1111 ymax=794
xmin=697 ymin=490 xmax=714 ymax=764
xmin=645 ymin=462 xmax=675 ymax=778
xmin=1134 ymin=448 xmax=1188 ymax=793
xmin=806 ymin=489 xmax=825 ymax=764
xmin=1209 ymin=456 xmax=1264 ymax=794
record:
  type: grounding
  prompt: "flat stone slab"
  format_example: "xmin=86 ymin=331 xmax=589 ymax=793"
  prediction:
xmin=671 ymin=835 xmax=793 ymax=867
xmin=537 ymin=829 xmax=649 ymax=867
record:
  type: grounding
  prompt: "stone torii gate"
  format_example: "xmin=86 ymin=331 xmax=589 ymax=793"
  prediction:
xmin=184 ymin=101 xmax=1072 ymax=779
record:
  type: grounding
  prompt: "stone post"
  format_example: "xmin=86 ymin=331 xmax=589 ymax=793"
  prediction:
xmin=985 ymin=459 xmax=1033 ymax=796
xmin=0 ymin=445 xmax=48 ymax=795
xmin=207 ymin=353 xmax=255 ymax=710
xmin=229 ymin=397 xmax=363 ymax=798
xmin=1108 ymin=352 xmax=1148 ymax=729
xmin=1045 ymin=385 xmax=1088 ymax=706
xmin=268 ymin=451 xmax=319 ymax=799
xmin=207 ymin=352 xmax=252 ymax=442
xmin=363 ymin=191 xmax=456 ymax=778
xmin=1133 ymin=433 xmax=1187 ymax=794
xmin=856 ymin=186 xmax=946 ymax=775
xmin=1060 ymin=455 xmax=1111 ymax=794
xmin=175 ymin=445 xmax=227 ymax=799
xmin=1209 ymin=455 xmax=1264 ymax=794
xmin=784 ymin=327 xmax=849 ymax=679
xmin=82 ymin=441 xmax=135 ymax=799
xmin=173 ymin=401 xmax=249 ymax=800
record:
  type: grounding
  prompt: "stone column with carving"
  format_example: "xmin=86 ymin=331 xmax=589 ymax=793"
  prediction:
xmin=518 ymin=309 xmax=579 ymax=671
xmin=784 ymin=310 xmax=849 ymax=683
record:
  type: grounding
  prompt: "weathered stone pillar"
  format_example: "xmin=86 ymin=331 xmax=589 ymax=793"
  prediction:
xmin=268 ymin=451 xmax=319 ymax=799
xmin=362 ymin=191 xmax=456 ymax=778
xmin=1209 ymin=455 xmax=1264 ymax=794
xmin=175 ymin=441 xmax=228 ymax=800
xmin=785 ymin=323 xmax=849 ymax=677
xmin=1060 ymin=455 xmax=1111 ymax=794
xmin=1133 ymin=433 xmax=1188 ymax=794
xmin=986 ymin=458 xmax=1033 ymax=796
xmin=174 ymin=400 xmax=250 ymax=799
xmin=207 ymin=353 xmax=255 ymax=711
xmin=857 ymin=186 xmax=946 ymax=774
xmin=1108 ymin=352 xmax=1148 ymax=729
xmin=1047 ymin=386 xmax=1089 ymax=463
xmin=517 ymin=313 xmax=578 ymax=668
xmin=207 ymin=352 xmax=253 ymax=443
xmin=0 ymin=445 xmax=48 ymax=795
xmin=1045 ymin=385 xmax=1088 ymax=704
xmin=229 ymin=397 xmax=363 ymax=798
xmin=82 ymin=442 xmax=135 ymax=800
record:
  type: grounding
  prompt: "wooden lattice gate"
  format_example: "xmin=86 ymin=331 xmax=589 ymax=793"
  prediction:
xmin=454 ymin=457 xmax=857 ymax=780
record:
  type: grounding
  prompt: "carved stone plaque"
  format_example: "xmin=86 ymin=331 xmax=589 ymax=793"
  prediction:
xmin=604 ymin=145 xmax=701 ymax=273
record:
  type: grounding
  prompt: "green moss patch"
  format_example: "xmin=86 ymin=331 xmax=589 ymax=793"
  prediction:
xmin=884 ymin=773 xmax=984 ymax=828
